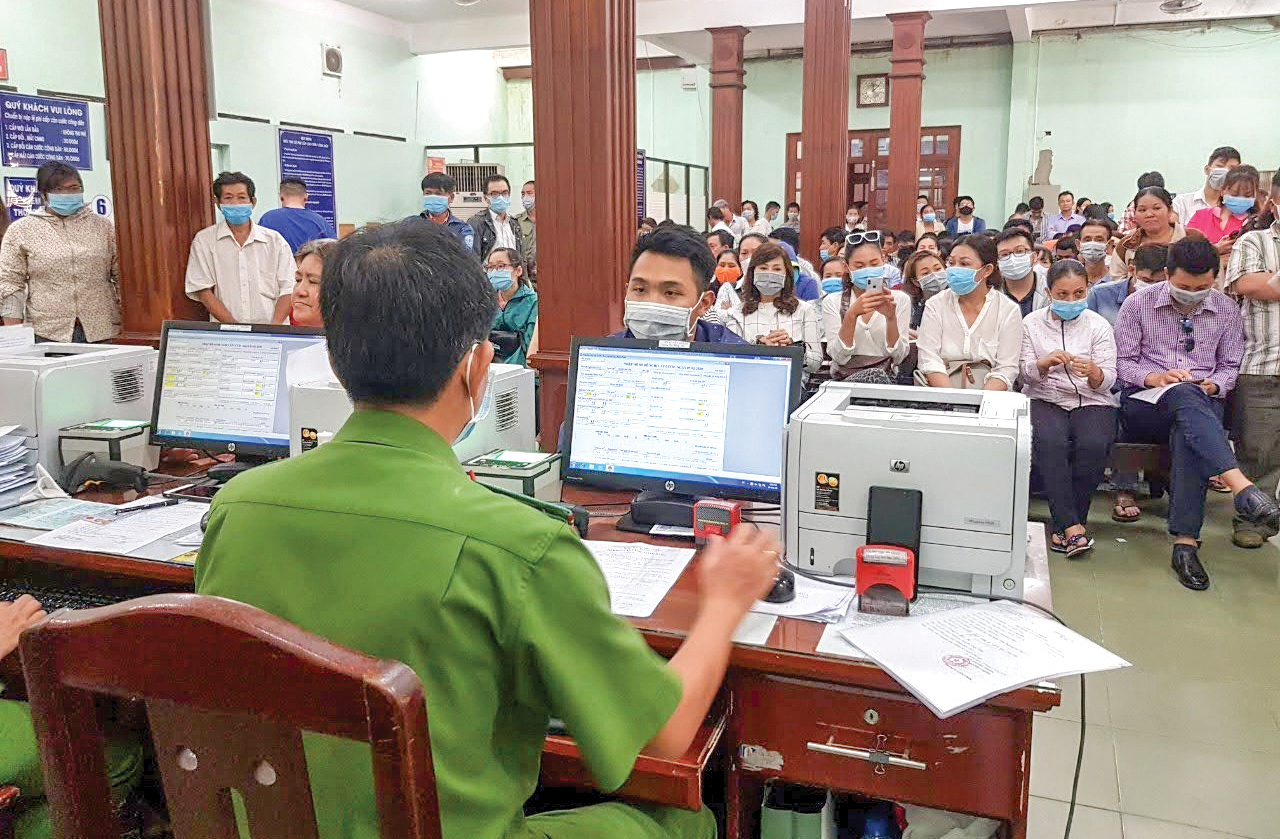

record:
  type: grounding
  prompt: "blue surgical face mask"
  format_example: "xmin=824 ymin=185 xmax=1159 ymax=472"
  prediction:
xmin=47 ymin=192 xmax=85 ymax=216
xmin=219 ymin=203 xmax=253 ymax=225
xmin=455 ymin=343 xmax=494 ymax=446
xmin=945 ymin=266 xmax=981 ymax=296
xmin=922 ymin=212 xmax=937 ymax=223
xmin=422 ymin=194 xmax=449 ymax=215
xmin=1050 ymin=298 xmax=1088 ymax=321
xmin=821 ymin=277 xmax=844 ymax=295
xmin=850 ymin=265 xmax=885 ymax=290
xmin=489 ymin=195 xmax=511 ymax=214
xmin=819 ymin=248 xmax=831 ymax=261
xmin=1223 ymin=195 xmax=1255 ymax=216
xmin=487 ymin=268 xmax=514 ymax=291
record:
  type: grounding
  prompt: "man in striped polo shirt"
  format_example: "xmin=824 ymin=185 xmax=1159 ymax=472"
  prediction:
xmin=1226 ymin=188 xmax=1280 ymax=549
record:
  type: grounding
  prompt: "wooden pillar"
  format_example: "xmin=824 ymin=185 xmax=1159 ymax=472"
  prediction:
xmin=707 ymin=26 xmax=749 ymax=208
xmin=886 ymin=12 xmax=930 ymax=234
xmin=98 ymin=0 xmax=211 ymax=340
xmin=800 ymin=0 xmax=852 ymax=262
xmin=527 ymin=0 xmax=635 ymax=447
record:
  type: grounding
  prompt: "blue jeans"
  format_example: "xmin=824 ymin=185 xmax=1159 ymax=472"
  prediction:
xmin=1120 ymin=384 xmax=1238 ymax=539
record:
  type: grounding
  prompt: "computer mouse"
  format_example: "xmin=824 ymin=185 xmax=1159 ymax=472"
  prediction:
xmin=763 ymin=568 xmax=796 ymax=604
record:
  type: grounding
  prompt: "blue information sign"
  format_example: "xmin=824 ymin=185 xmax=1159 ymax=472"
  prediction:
xmin=277 ymin=129 xmax=337 ymax=230
xmin=4 ymin=176 xmax=41 ymax=222
xmin=0 ymin=93 xmax=92 ymax=169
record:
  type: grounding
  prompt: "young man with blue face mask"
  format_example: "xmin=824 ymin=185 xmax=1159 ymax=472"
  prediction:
xmin=467 ymin=174 xmax=523 ymax=261
xmin=185 ymin=171 xmax=296 ymax=324
xmin=1115 ymin=237 xmax=1280 ymax=590
xmin=412 ymin=171 xmax=476 ymax=253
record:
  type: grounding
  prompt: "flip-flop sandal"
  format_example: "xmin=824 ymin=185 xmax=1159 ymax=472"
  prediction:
xmin=1112 ymin=503 xmax=1140 ymax=523
xmin=1208 ymin=477 xmax=1231 ymax=493
xmin=1050 ymin=532 xmax=1069 ymax=553
xmin=1065 ymin=533 xmax=1095 ymax=559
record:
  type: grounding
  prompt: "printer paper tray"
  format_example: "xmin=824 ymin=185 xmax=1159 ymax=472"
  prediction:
xmin=795 ymin=513 xmax=1016 ymax=577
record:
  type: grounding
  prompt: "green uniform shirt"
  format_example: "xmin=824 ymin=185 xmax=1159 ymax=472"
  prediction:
xmin=196 ymin=409 xmax=683 ymax=839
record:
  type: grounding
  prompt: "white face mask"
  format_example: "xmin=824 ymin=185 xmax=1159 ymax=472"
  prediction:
xmin=998 ymin=253 xmax=1033 ymax=281
xmin=623 ymin=299 xmax=696 ymax=341
xmin=455 ymin=343 xmax=494 ymax=444
xmin=1078 ymin=241 xmax=1108 ymax=263
xmin=742 ymin=208 xmax=756 ymax=221
xmin=1207 ymin=167 xmax=1230 ymax=190
xmin=846 ymin=214 xmax=858 ymax=226
xmin=1168 ymin=285 xmax=1212 ymax=307
xmin=787 ymin=211 xmax=799 ymax=222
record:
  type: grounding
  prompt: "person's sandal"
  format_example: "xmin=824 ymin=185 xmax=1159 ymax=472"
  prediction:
xmin=1208 ymin=476 xmax=1231 ymax=494
xmin=1049 ymin=532 xmax=1069 ymax=553
xmin=1064 ymin=533 xmax=1095 ymax=559
xmin=1112 ymin=500 xmax=1141 ymax=522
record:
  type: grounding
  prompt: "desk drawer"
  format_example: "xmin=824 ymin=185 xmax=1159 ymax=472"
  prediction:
xmin=734 ymin=673 xmax=1028 ymax=820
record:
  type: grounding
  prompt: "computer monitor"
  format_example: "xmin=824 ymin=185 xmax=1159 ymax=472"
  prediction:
xmin=562 ymin=337 xmax=804 ymax=525
xmin=150 ymin=321 xmax=326 ymax=464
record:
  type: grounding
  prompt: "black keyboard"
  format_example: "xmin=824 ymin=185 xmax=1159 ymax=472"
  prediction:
xmin=0 ymin=579 xmax=135 ymax=611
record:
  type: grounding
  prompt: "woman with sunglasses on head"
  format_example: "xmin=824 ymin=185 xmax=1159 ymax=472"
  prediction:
xmin=916 ymin=234 xmax=1023 ymax=390
xmin=821 ymin=234 xmax=912 ymax=384
xmin=725 ymin=241 xmax=822 ymax=377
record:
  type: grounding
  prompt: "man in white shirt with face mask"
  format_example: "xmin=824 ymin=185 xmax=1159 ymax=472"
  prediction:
xmin=615 ymin=224 xmax=747 ymax=345
xmin=1172 ymin=146 xmax=1241 ymax=226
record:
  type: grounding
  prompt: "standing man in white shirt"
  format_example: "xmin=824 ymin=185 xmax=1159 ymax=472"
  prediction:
xmin=185 ymin=172 xmax=295 ymax=324
xmin=467 ymin=174 xmax=523 ymax=261
xmin=714 ymin=198 xmax=748 ymax=241
xmin=1172 ymin=146 xmax=1241 ymax=226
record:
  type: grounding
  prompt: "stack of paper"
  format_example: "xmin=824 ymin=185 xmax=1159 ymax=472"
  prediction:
xmin=582 ymin=540 xmax=696 ymax=618
xmin=816 ymin=592 xmax=986 ymax=660
xmin=0 ymin=427 xmax=34 ymax=493
xmin=29 ymin=499 xmax=209 ymax=555
xmin=836 ymin=600 xmax=1130 ymax=719
xmin=749 ymin=573 xmax=855 ymax=623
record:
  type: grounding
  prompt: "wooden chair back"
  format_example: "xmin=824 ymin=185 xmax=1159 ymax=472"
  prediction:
xmin=19 ymin=594 xmax=441 ymax=839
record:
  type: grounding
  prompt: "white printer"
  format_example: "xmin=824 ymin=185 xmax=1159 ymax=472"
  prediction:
xmin=0 ymin=342 xmax=158 ymax=472
xmin=288 ymin=363 xmax=538 ymax=462
xmin=785 ymin=382 xmax=1031 ymax=599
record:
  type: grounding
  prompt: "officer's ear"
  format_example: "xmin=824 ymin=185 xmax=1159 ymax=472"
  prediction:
xmin=464 ymin=340 xmax=495 ymax=403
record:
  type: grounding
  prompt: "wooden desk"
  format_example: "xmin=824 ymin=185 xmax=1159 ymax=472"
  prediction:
xmin=0 ymin=482 xmax=1059 ymax=838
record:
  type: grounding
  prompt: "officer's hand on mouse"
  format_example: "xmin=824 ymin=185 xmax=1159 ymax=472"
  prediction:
xmin=698 ymin=524 xmax=783 ymax=615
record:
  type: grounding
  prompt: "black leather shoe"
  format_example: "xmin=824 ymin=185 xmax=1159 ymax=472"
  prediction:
xmin=1171 ymin=544 xmax=1210 ymax=591
xmin=1234 ymin=485 xmax=1280 ymax=536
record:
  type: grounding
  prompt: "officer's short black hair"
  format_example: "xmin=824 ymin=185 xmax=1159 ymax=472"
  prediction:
xmin=212 ymin=171 xmax=255 ymax=201
xmin=36 ymin=160 xmax=82 ymax=195
xmin=631 ymin=224 xmax=716 ymax=292
xmin=420 ymin=172 xmax=456 ymax=193
xmin=322 ymin=220 xmax=496 ymax=406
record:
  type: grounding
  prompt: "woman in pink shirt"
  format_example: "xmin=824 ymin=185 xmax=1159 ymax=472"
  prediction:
xmin=1187 ymin=164 xmax=1260 ymax=254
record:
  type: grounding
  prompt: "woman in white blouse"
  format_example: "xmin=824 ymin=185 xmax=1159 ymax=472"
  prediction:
xmin=821 ymin=233 xmax=911 ymax=383
xmin=1019 ymin=259 xmax=1118 ymax=558
xmin=725 ymin=241 xmax=822 ymax=375
xmin=740 ymin=200 xmax=774 ymax=237
xmin=916 ymin=234 xmax=1022 ymax=390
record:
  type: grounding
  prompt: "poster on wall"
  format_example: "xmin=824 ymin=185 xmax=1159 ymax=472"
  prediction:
xmin=426 ymin=155 xmax=446 ymax=174
xmin=0 ymin=93 xmax=92 ymax=169
xmin=277 ymin=128 xmax=337 ymax=230
xmin=4 ymin=176 xmax=40 ymax=222
xmin=636 ymin=149 xmax=647 ymax=225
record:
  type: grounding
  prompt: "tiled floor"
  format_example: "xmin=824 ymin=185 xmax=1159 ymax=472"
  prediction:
xmin=1028 ymin=491 xmax=1280 ymax=839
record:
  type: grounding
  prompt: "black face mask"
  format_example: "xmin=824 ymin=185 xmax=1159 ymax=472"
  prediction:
xmin=959 ymin=206 xmax=974 ymax=216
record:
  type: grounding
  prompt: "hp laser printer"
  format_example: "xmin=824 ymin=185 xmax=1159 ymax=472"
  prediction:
xmin=785 ymin=382 xmax=1032 ymax=599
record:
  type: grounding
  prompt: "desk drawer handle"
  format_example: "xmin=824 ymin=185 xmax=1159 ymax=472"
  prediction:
xmin=806 ymin=741 xmax=927 ymax=772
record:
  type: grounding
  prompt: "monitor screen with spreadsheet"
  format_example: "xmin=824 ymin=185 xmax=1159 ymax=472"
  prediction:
xmin=561 ymin=337 xmax=804 ymax=503
xmin=150 ymin=321 xmax=326 ymax=457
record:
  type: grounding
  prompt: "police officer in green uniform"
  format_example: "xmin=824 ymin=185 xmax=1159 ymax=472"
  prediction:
xmin=0 ymin=597 xmax=142 ymax=839
xmin=196 ymin=219 xmax=782 ymax=839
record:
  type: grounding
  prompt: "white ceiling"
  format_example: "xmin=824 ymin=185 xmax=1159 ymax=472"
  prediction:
xmin=331 ymin=0 xmax=1280 ymax=56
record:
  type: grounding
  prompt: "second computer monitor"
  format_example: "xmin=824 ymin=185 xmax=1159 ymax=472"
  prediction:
xmin=561 ymin=337 xmax=804 ymax=503
xmin=150 ymin=320 xmax=326 ymax=459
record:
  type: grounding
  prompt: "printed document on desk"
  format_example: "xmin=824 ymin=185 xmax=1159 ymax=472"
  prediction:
xmin=0 ymin=498 xmax=114 ymax=532
xmin=750 ymin=573 xmax=854 ymax=623
xmin=838 ymin=600 xmax=1129 ymax=719
xmin=29 ymin=499 xmax=209 ymax=556
xmin=583 ymin=540 xmax=695 ymax=618
xmin=816 ymin=592 xmax=985 ymax=660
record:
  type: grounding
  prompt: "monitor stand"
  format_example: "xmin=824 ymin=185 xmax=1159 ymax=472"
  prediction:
xmin=206 ymin=455 xmax=274 ymax=484
xmin=616 ymin=489 xmax=697 ymax=535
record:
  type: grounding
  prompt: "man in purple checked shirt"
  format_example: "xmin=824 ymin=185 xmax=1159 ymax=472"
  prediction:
xmin=1114 ymin=238 xmax=1280 ymax=591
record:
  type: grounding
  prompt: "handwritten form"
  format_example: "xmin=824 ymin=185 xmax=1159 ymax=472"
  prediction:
xmin=582 ymin=540 xmax=695 ymax=618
